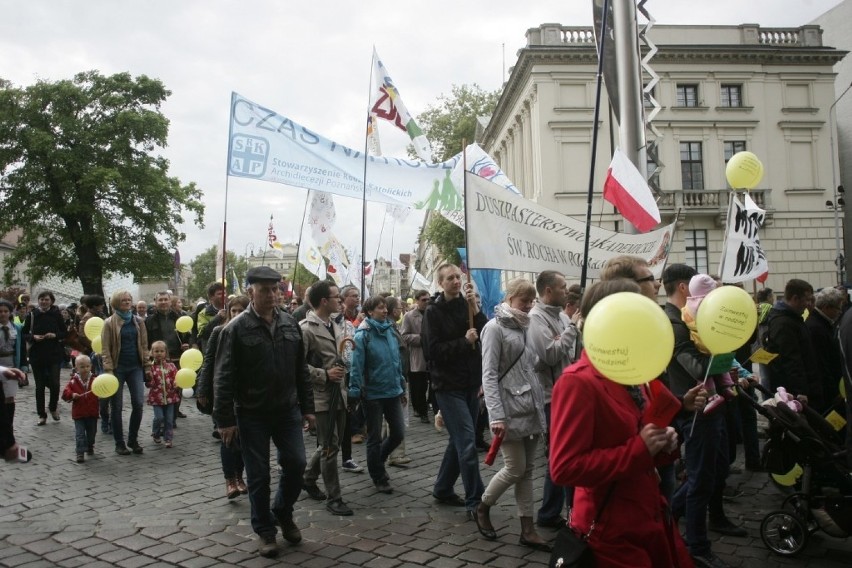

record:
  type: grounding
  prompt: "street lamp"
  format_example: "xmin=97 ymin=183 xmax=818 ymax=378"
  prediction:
xmin=829 ymin=81 xmax=852 ymax=285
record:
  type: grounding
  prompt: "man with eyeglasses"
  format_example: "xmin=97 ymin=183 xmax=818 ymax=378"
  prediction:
xmin=213 ymin=266 xmax=315 ymax=558
xmin=299 ymin=281 xmax=353 ymax=516
xmin=600 ymin=255 xmax=661 ymax=300
xmin=401 ymin=290 xmax=432 ymax=423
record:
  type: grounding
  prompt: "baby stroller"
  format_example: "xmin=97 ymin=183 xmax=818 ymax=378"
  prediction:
xmin=738 ymin=384 xmax=852 ymax=556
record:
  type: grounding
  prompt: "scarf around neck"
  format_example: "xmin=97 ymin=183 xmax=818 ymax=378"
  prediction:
xmin=494 ymin=302 xmax=530 ymax=329
xmin=116 ymin=309 xmax=133 ymax=323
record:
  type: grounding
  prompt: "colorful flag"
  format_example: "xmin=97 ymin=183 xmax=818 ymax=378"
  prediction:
xmin=603 ymin=148 xmax=661 ymax=233
xmin=371 ymin=48 xmax=432 ymax=162
xmin=267 ymin=215 xmax=284 ymax=251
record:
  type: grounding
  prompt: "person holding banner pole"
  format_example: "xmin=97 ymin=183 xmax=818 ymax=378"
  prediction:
xmin=423 ymin=264 xmax=487 ymax=517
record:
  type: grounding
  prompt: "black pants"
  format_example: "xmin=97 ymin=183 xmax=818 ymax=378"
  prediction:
xmin=409 ymin=371 xmax=430 ymax=417
xmin=32 ymin=361 xmax=60 ymax=419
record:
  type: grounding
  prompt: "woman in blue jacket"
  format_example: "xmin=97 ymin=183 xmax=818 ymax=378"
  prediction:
xmin=348 ymin=296 xmax=406 ymax=494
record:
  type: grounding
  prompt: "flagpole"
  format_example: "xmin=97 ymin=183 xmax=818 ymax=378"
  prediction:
xmin=360 ymin=50 xmax=376 ymax=301
xmin=293 ymin=190 xmax=312 ymax=295
xmin=580 ymin=0 xmax=610 ymax=292
xmin=222 ymin=92 xmax=237 ymax=288
xmin=461 ymin=141 xmax=474 ymax=335
xmin=261 ymin=215 xmax=270 ymax=265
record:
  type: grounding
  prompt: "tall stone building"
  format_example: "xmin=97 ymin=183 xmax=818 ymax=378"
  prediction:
xmin=480 ymin=22 xmax=847 ymax=290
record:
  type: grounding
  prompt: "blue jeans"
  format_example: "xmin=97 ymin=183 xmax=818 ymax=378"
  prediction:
xmin=237 ymin=406 xmax=306 ymax=537
xmin=671 ymin=413 xmax=729 ymax=557
xmin=74 ymin=417 xmax=97 ymax=454
xmin=538 ymin=403 xmax=573 ymax=522
xmin=152 ymin=404 xmax=175 ymax=442
xmin=364 ymin=397 xmax=405 ymax=484
xmin=111 ymin=366 xmax=145 ymax=448
xmin=433 ymin=389 xmax=484 ymax=511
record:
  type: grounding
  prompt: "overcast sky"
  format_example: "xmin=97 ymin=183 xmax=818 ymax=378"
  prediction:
xmin=0 ymin=0 xmax=844 ymax=268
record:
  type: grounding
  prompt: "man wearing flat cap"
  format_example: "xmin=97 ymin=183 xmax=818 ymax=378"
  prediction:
xmin=213 ymin=266 xmax=315 ymax=559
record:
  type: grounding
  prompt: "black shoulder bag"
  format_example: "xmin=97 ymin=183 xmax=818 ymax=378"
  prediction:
xmin=549 ymin=484 xmax=615 ymax=568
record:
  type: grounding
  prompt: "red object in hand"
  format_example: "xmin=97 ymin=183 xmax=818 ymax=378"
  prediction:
xmin=484 ymin=434 xmax=503 ymax=466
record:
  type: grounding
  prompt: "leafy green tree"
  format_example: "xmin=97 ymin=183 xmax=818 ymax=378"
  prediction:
xmin=421 ymin=213 xmax=464 ymax=266
xmin=0 ymin=71 xmax=204 ymax=297
xmin=414 ymin=84 xmax=501 ymax=161
xmin=290 ymin=261 xmax=319 ymax=293
xmin=186 ymin=246 xmax=248 ymax=301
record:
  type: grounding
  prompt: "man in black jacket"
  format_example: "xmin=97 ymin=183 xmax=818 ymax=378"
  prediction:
xmin=423 ymin=264 xmax=487 ymax=517
xmin=764 ymin=279 xmax=819 ymax=407
xmin=213 ymin=266 xmax=315 ymax=559
xmin=664 ymin=264 xmax=744 ymax=568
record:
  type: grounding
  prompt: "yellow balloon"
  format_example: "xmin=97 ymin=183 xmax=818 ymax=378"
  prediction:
xmin=695 ymin=286 xmax=758 ymax=354
xmin=91 ymin=373 xmax=119 ymax=398
xmin=176 ymin=315 xmax=194 ymax=334
xmin=91 ymin=336 xmax=103 ymax=354
xmin=84 ymin=316 xmax=105 ymax=341
xmin=583 ymin=292 xmax=674 ymax=385
xmin=175 ymin=368 xmax=197 ymax=389
xmin=726 ymin=151 xmax=764 ymax=189
xmin=179 ymin=348 xmax=203 ymax=371
xmin=771 ymin=463 xmax=803 ymax=487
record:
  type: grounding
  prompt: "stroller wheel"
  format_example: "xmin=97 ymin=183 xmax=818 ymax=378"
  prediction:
xmin=761 ymin=510 xmax=809 ymax=556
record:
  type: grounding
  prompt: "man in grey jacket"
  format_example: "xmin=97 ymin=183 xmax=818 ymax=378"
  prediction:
xmin=527 ymin=270 xmax=578 ymax=529
xmin=300 ymin=281 xmax=352 ymax=516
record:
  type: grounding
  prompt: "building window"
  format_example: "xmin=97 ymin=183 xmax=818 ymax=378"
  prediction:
xmin=724 ymin=141 xmax=747 ymax=162
xmin=680 ymin=142 xmax=704 ymax=190
xmin=676 ymin=84 xmax=699 ymax=107
xmin=685 ymin=230 xmax=709 ymax=274
xmin=643 ymin=85 xmax=656 ymax=108
xmin=720 ymin=84 xmax=743 ymax=107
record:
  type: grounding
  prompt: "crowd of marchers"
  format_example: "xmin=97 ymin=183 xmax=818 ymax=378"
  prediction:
xmin=2 ymin=259 xmax=851 ymax=568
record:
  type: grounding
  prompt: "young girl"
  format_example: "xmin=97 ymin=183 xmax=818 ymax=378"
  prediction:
xmin=146 ymin=341 xmax=179 ymax=447
xmin=61 ymin=354 xmax=100 ymax=462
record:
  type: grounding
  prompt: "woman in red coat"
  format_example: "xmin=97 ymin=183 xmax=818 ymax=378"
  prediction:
xmin=550 ymin=279 xmax=694 ymax=568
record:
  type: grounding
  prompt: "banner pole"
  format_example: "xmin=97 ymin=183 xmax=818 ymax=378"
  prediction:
xmin=293 ymin=190 xmax=312 ymax=295
xmin=461 ymin=141 xmax=474 ymax=334
xmin=359 ymin=50 xmax=377 ymax=301
xmin=581 ymin=0 xmax=610 ymax=292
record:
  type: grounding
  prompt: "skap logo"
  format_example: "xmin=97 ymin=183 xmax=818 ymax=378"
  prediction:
xmin=229 ymin=135 xmax=269 ymax=178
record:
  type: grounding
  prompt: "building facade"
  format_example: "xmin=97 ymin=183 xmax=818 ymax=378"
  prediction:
xmin=480 ymin=22 xmax=847 ymax=291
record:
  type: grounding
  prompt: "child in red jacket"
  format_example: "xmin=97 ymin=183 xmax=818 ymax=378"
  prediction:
xmin=146 ymin=341 xmax=180 ymax=448
xmin=61 ymin=354 xmax=99 ymax=462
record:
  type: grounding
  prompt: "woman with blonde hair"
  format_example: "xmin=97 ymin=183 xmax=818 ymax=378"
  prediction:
xmin=101 ymin=290 xmax=151 ymax=456
xmin=474 ymin=278 xmax=549 ymax=550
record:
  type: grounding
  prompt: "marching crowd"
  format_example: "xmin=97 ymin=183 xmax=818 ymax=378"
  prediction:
xmin=2 ymin=256 xmax=852 ymax=568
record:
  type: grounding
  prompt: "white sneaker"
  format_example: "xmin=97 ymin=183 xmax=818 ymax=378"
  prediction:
xmin=342 ymin=459 xmax=364 ymax=473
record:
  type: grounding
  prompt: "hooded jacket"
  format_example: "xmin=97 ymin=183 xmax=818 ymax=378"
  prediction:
xmin=348 ymin=317 xmax=405 ymax=401
xmin=422 ymin=292 xmax=487 ymax=391
xmin=481 ymin=305 xmax=547 ymax=440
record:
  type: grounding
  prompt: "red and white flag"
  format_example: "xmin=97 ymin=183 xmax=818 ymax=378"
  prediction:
xmin=603 ymin=148 xmax=661 ymax=233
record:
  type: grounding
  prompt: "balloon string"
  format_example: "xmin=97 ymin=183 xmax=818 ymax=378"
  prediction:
xmin=689 ymin=354 xmax=714 ymax=437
